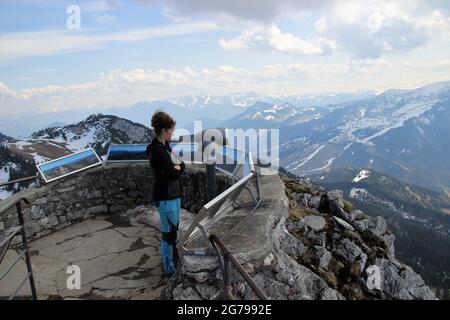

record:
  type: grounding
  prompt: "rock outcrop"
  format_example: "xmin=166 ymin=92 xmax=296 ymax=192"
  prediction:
xmin=166 ymin=172 xmax=436 ymax=300
xmin=278 ymin=175 xmax=435 ymax=300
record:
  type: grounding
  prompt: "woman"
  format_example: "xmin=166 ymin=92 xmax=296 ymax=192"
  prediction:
xmin=146 ymin=111 xmax=185 ymax=274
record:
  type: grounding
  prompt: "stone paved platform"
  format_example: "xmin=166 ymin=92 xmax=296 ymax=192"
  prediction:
xmin=0 ymin=209 xmax=178 ymax=300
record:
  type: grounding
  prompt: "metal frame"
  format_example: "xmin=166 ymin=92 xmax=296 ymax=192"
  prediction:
xmin=0 ymin=198 xmax=37 ymax=300
xmin=179 ymin=171 xmax=256 ymax=254
xmin=36 ymin=148 xmax=102 ymax=183
xmin=179 ymin=146 xmax=262 ymax=256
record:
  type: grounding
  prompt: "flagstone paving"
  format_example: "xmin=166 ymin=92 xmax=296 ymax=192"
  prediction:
xmin=0 ymin=206 xmax=194 ymax=300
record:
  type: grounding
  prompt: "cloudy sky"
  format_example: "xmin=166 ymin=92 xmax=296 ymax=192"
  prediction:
xmin=0 ymin=0 xmax=449 ymax=114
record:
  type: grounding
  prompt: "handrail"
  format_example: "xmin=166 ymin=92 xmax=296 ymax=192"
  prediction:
xmin=0 ymin=174 xmax=39 ymax=188
xmin=0 ymin=197 xmax=37 ymax=300
xmin=209 ymin=234 xmax=267 ymax=300
xmin=0 ymin=197 xmax=30 ymax=216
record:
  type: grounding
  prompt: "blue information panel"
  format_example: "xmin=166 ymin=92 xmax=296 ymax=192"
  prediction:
xmin=105 ymin=143 xmax=201 ymax=163
xmin=106 ymin=144 xmax=148 ymax=162
xmin=104 ymin=143 xmax=251 ymax=176
xmin=37 ymin=148 xmax=102 ymax=183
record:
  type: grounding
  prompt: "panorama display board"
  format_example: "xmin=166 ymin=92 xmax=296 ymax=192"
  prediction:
xmin=105 ymin=143 xmax=203 ymax=163
xmin=105 ymin=144 xmax=148 ymax=162
xmin=37 ymin=148 xmax=102 ymax=183
xmin=104 ymin=142 xmax=252 ymax=177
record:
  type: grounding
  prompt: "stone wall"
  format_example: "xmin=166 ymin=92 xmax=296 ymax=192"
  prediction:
xmin=0 ymin=163 xmax=232 ymax=242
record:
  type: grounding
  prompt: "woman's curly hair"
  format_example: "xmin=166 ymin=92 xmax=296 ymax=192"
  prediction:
xmin=151 ymin=111 xmax=176 ymax=136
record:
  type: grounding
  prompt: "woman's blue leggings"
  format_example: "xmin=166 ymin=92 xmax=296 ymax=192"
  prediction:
xmin=158 ymin=198 xmax=181 ymax=273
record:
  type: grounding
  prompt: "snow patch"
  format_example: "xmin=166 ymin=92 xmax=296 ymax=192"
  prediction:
xmin=65 ymin=128 xmax=96 ymax=151
xmin=0 ymin=166 xmax=10 ymax=182
xmin=305 ymin=157 xmax=336 ymax=173
xmin=251 ymin=111 xmax=263 ymax=120
xmin=417 ymin=126 xmax=425 ymax=136
xmin=12 ymin=140 xmax=32 ymax=150
xmin=0 ymin=188 xmax=13 ymax=200
xmin=350 ymin=188 xmax=368 ymax=198
xmin=289 ymin=145 xmax=325 ymax=170
xmin=353 ymin=170 xmax=371 ymax=183
xmin=30 ymin=152 xmax=51 ymax=164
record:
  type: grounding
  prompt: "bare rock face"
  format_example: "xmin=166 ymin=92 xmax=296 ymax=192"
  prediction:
xmin=365 ymin=258 xmax=435 ymax=300
xmin=304 ymin=215 xmax=326 ymax=232
xmin=282 ymin=175 xmax=436 ymax=300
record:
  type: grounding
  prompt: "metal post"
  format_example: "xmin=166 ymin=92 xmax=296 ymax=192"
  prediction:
xmin=16 ymin=202 xmax=37 ymax=300
xmin=223 ymin=257 xmax=233 ymax=299
xmin=35 ymin=172 xmax=40 ymax=188
xmin=206 ymin=164 xmax=217 ymax=202
xmin=205 ymin=142 xmax=217 ymax=202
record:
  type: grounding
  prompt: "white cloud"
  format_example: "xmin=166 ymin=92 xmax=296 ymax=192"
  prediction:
xmin=314 ymin=0 xmax=449 ymax=58
xmin=219 ymin=24 xmax=335 ymax=56
xmin=0 ymin=22 xmax=219 ymax=61
xmin=2 ymin=59 xmax=449 ymax=114
xmin=147 ymin=0 xmax=448 ymax=58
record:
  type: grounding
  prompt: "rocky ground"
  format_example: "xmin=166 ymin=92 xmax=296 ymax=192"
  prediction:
xmin=280 ymin=175 xmax=436 ymax=300
xmin=166 ymin=173 xmax=436 ymax=300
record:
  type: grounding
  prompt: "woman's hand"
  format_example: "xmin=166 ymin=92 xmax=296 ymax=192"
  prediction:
xmin=174 ymin=165 xmax=181 ymax=171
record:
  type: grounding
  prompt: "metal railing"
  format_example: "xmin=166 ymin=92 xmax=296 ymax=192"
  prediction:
xmin=0 ymin=197 xmax=37 ymax=300
xmin=0 ymin=174 xmax=39 ymax=189
xmin=209 ymin=234 xmax=267 ymax=300
xmin=178 ymin=147 xmax=262 ymax=255
xmin=175 ymin=140 xmax=270 ymax=300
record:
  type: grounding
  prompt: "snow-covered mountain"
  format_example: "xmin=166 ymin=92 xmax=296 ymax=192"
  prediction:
xmin=0 ymin=114 xmax=155 ymax=199
xmin=6 ymin=114 xmax=155 ymax=165
xmin=0 ymin=91 xmax=373 ymax=137
xmin=168 ymin=91 xmax=375 ymax=110
xmin=0 ymin=132 xmax=10 ymax=142
xmin=277 ymin=81 xmax=450 ymax=192
xmin=167 ymin=92 xmax=268 ymax=109
xmin=223 ymin=101 xmax=329 ymax=128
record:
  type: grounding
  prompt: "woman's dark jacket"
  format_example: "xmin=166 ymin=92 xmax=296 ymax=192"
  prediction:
xmin=146 ymin=138 xmax=185 ymax=202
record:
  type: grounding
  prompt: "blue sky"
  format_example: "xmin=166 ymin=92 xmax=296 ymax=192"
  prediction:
xmin=0 ymin=0 xmax=449 ymax=114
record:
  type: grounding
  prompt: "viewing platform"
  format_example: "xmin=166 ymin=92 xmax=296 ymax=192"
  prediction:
xmin=0 ymin=161 xmax=281 ymax=299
